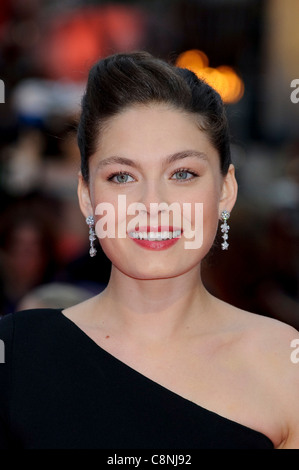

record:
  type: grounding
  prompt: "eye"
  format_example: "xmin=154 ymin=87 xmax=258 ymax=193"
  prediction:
xmin=107 ymin=172 xmax=135 ymax=184
xmin=170 ymin=168 xmax=199 ymax=182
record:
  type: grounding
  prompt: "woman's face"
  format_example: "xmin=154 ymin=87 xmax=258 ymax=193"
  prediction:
xmin=79 ymin=103 xmax=237 ymax=280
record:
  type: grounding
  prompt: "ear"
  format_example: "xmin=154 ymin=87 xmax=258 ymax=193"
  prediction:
xmin=219 ymin=164 xmax=238 ymax=215
xmin=77 ymin=172 xmax=93 ymax=219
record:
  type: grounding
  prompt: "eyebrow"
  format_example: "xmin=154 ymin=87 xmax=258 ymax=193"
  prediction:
xmin=96 ymin=150 xmax=208 ymax=171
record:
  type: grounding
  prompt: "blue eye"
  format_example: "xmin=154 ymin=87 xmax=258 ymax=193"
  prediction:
xmin=108 ymin=172 xmax=135 ymax=184
xmin=171 ymin=169 xmax=198 ymax=181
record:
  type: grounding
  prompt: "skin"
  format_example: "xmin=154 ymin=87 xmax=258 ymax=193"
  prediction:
xmin=63 ymin=103 xmax=299 ymax=449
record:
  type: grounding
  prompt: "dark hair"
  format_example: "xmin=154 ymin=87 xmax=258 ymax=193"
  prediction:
xmin=77 ymin=51 xmax=231 ymax=182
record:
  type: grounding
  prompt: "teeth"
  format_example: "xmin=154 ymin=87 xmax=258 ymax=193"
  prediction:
xmin=129 ymin=230 xmax=181 ymax=240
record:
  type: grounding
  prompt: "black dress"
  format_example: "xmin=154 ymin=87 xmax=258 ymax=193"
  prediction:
xmin=0 ymin=309 xmax=274 ymax=449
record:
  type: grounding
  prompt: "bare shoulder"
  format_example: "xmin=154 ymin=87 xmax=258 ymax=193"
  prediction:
xmin=246 ymin=312 xmax=299 ymax=449
xmin=220 ymin=301 xmax=299 ymax=448
xmin=233 ymin=305 xmax=298 ymax=349
xmin=221 ymin=301 xmax=299 ymax=383
xmin=214 ymin=297 xmax=299 ymax=351
xmin=233 ymin=305 xmax=298 ymax=366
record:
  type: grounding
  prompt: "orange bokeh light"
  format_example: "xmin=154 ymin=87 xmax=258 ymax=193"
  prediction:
xmin=175 ymin=50 xmax=244 ymax=104
xmin=176 ymin=49 xmax=209 ymax=69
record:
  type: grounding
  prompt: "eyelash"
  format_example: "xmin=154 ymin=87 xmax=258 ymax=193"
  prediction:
xmin=171 ymin=167 xmax=199 ymax=183
xmin=107 ymin=171 xmax=135 ymax=184
xmin=107 ymin=168 xmax=199 ymax=184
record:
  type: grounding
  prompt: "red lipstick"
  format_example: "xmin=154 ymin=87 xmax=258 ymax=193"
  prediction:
xmin=127 ymin=226 xmax=182 ymax=251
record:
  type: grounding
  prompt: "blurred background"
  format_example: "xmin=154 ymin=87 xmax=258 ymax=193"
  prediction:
xmin=0 ymin=0 xmax=298 ymax=328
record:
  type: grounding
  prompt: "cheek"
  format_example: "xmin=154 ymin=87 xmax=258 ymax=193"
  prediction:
xmin=90 ymin=186 xmax=123 ymax=239
xmin=94 ymin=201 xmax=123 ymax=240
xmin=182 ymin=180 xmax=220 ymax=226
xmin=180 ymin=182 xmax=220 ymax=254
xmin=202 ymin=190 xmax=221 ymax=244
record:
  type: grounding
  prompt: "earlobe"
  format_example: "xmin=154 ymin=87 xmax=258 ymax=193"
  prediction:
xmin=77 ymin=172 xmax=93 ymax=218
xmin=219 ymin=164 xmax=238 ymax=215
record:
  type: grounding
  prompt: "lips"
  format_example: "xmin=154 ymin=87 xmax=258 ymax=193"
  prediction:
xmin=127 ymin=226 xmax=183 ymax=251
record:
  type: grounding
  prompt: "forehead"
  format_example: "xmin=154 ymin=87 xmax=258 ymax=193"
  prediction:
xmin=92 ymin=103 xmax=219 ymax=165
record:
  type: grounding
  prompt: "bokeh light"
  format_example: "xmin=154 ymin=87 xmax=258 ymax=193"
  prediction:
xmin=36 ymin=5 xmax=145 ymax=81
xmin=176 ymin=49 xmax=244 ymax=104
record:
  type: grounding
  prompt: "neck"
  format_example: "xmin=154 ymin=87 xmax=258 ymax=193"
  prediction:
xmin=95 ymin=264 xmax=213 ymax=343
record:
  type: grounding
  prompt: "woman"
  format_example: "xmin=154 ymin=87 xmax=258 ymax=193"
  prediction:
xmin=0 ymin=51 xmax=298 ymax=449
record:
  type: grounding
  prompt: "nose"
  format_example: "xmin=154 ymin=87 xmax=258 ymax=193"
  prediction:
xmin=138 ymin=180 xmax=168 ymax=218
xmin=131 ymin=180 xmax=182 ymax=230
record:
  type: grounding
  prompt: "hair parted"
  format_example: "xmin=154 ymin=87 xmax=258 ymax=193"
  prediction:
xmin=77 ymin=51 xmax=232 ymax=182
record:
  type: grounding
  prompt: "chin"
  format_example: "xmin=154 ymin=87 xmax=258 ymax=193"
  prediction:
xmin=102 ymin=238 xmax=212 ymax=280
xmin=122 ymin=270 xmax=184 ymax=281
xmin=115 ymin=263 xmax=175 ymax=280
xmin=114 ymin=257 xmax=200 ymax=281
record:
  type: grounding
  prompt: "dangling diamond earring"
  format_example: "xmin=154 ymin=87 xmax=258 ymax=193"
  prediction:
xmin=86 ymin=215 xmax=97 ymax=257
xmin=220 ymin=210 xmax=230 ymax=250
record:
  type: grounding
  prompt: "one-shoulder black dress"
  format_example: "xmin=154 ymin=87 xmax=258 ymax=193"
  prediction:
xmin=0 ymin=309 xmax=274 ymax=449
